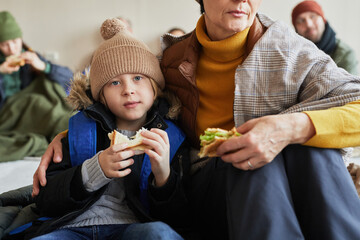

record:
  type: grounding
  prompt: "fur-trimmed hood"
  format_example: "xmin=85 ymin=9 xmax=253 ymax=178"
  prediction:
xmin=66 ymin=69 xmax=93 ymax=111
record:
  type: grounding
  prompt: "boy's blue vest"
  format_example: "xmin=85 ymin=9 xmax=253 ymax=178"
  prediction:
xmin=68 ymin=111 xmax=185 ymax=209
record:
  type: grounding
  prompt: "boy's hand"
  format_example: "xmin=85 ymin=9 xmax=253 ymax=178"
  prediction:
xmin=141 ymin=129 xmax=170 ymax=187
xmin=98 ymin=143 xmax=135 ymax=178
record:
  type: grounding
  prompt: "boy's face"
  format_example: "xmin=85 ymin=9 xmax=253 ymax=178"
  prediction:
xmin=102 ymin=73 xmax=155 ymax=131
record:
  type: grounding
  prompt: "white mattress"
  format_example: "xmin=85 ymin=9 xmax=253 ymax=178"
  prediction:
xmin=0 ymin=157 xmax=40 ymax=194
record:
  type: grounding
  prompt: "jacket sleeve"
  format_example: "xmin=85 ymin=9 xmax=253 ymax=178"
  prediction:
xmin=275 ymin=32 xmax=360 ymax=149
xmin=37 ymin=53 xmax=73 ymax=92
xmin=304 ymin=99 xmax=360 ymax=148
xmin=147 ymin=140 xmax=192 ymax=229
xmin=35 ymin=137 xmax=97 ymax=217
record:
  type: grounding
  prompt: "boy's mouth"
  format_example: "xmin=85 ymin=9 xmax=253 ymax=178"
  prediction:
xmin=124 ymin=101 xmax=140 ymax=108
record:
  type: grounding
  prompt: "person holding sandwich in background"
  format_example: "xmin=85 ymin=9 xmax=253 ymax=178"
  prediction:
xmin=0 ymin=11 xmax=74 ymax=162
xmin=33 ymin=0 xmax=360 ymax=239
xmin=0 ymin=11 xmax=72 ymax=109
xmin=5 ymin=18 xmax=191 ymax=240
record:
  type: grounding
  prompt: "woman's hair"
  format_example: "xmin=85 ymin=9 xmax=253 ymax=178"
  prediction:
xmin=99 ymin=78 xmax=181 ymax=119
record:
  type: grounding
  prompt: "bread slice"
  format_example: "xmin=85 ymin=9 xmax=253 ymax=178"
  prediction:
xmin=6 ymin=55 xmax=25 ymax=67
xmin=108 ymin=128 xmax=151 ymax=154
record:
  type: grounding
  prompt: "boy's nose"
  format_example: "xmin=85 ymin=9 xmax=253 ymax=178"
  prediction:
xmin=122 ymin=84 xmax=135 ymax=95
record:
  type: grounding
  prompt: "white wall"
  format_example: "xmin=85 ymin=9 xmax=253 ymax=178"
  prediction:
xmin=1 ymin=0 xmax=359 ymax=73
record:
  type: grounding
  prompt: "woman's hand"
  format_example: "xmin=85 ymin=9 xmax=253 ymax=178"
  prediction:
xmin=141 ymin=128 xmax=170 ymax=187
xmin=98 ymin=143 xmax=135 ymax=178
xmin=217 ymin=113 xmax=315 ymax=170
xmin=32 ymin=132 xmax=65 ymax=197
xmin=21 ymin=51 xmax=46 ymax=71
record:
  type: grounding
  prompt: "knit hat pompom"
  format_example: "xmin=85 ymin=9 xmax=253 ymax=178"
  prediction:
xmin=100 ymin=18 xmax=127 ymax=40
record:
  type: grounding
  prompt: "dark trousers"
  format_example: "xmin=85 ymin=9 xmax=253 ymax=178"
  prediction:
xmin=190 ymin=145 xmax=360 ymax=240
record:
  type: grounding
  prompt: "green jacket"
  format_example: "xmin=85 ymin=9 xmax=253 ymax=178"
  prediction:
xmin=330 ymin=38 xmax=359 ymax=75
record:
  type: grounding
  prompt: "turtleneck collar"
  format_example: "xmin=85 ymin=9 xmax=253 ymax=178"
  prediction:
xmin=195 ymin=15 xmax=250 ymax=62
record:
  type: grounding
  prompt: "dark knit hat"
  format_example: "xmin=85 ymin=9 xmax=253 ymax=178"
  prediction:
xmin=90 ymin=18 xmax=165 ymax=101
xmin=292 ymin=1 xmax=326 ymax=27
xmin=0 ymin=11 xmax=22 ymax=42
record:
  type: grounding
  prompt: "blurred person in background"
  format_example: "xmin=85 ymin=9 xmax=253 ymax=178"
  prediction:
xmin=167 ymin=27 xmax=186 ymax=36
xmin=117 ymin=16 xmax=133 ymax=33
xmin=0 ymin=11 xmax=73 ymax=108
xmin=292 ymin=0 xmax=358 ymax=75
xmin=0 ymin=11 xmax=74 ymax=162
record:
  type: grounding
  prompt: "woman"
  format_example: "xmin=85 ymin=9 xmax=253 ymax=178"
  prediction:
xmin=35 ymin=0 xmax=360 ymax=239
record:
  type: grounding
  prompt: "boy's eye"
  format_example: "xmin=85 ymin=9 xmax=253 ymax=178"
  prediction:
xmin=134 ymin=76 xmax=142 ymax=81
xmin=111 ymin=81 xmax=120 ymax=86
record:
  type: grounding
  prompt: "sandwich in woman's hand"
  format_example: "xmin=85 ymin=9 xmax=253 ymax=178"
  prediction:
xmin=6 ymin=55 xmax=25 ymax=67
xmin=198 ymin=127 xmax=241 ymax=158
xmin=108 ymin=128 xmax=151 ymax=154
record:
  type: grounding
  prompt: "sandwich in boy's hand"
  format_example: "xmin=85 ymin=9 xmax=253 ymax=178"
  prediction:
xmin=6 ymin=55 xmax=25 ymax=67
xmin=198 ymin=127 xmax=241 ymax=158
xmin=108 ymin=128 xmax=151 ymax=154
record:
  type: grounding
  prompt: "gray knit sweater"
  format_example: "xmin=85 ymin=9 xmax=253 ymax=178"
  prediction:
xmin=62 ymin=130 xmax=139 ymax=228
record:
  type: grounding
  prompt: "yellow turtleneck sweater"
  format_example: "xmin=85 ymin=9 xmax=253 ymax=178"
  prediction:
xmin=195 ymin=15 xmax=360 ymax=148
xmin=195 ymin=16 xmax=250 ymax=137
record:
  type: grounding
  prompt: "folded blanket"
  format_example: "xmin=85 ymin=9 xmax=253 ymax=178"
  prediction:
xmin=0 ymin=77 xmax=74 ymax=162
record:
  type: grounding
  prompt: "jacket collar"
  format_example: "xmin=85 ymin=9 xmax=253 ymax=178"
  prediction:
xmin=83 ymin=98 xmax=169 ymax=133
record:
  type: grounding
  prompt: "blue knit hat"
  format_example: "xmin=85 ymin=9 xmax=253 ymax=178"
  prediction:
xmin=0 ymin=11 xmax=22 ymax=42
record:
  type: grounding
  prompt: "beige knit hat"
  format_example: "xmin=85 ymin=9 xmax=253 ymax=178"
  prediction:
xmin=90 ymin=18 xmax=165 ymax=101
